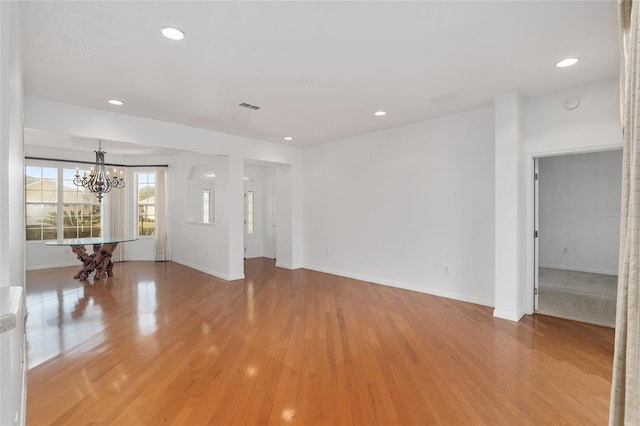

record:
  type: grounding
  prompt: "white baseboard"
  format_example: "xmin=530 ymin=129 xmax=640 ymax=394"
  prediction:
xmin=303 ymin=264 xmax=494 ymax=308
xmin=172 ymin=258 xmax=243 ymax=281
xmin=30 ymin=258 xmax=244 ymax=282
xmin=27 ymin=257 xmax=163 ymax=271
xmin=227 ymin=274 xmax=245 ymax=281
xmin=539 ymin=263 xmax=618 ymax=276
xmin=275 ymin=262 xmax=303 ymax=270
xmin=124 ymin=256 xmax=158 ymax=262
xmin=26 ymin=261 xmax=79 ymax=271
xmin=493 ymin=307 xmax=526 ymax=322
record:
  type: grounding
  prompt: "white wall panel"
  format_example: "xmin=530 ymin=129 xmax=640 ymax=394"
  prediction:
xmin=303 ymin=107 xmax=496 ymax=306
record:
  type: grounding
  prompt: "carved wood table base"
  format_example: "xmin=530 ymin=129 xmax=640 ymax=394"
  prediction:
xmin=71 ymin=243 xmax=118 ymax=281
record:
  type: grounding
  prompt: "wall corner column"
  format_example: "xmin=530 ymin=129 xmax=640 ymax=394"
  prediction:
xmin=494 ymin=91 xmax=526 ymax=321
xmin=227 ymin=155 xmax=245 ymax=280
xmin=0 ymin=0 xmax=24 ymax=289
xmin=0 ymin=3 xmax=26 ymax=425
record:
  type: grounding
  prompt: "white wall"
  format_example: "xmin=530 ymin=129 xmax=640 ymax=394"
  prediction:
xmin=263 ymin=167 xmax=277 ymax=258
xmin=171 ymin=153 xmax=231 ymax=279
xmin=303 ymin=107 xmax=496 ymax=306
xmin=0 ymin=1 xmax=24 ymax=289
xmin=538 ymin=150 xmax=622 ymax=275
xmin=0 ymin=2 xmax=25 ymax=425
xmin=523 ymin=78 xmax=623 ymax=313
xmin=494 ymin=92 xmax=525 ymax=321
xmin=275 ymin=164 xmax=297 ymax=269
xmin=524 ymin=79 xmax=622 ymax=154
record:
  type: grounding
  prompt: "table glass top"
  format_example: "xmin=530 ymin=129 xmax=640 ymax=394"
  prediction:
xmin=45 ymin=237 xmax=138 ymax=246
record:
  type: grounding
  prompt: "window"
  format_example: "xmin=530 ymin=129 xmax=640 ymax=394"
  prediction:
xmin=246 ymin=191 xmax=254 ymax=235
xmin=137 ymin=172 xmax=156 ymax=236
xmin=62 ymin=168 xmax=101 ymax=238
xmin=25 ymin=166 xmax=58 ymax=240
xmin=200 ymin=171 xmax=215 ymax=224
xmin=25 ymin=164 xmax=102 ymax=241
xmin=202 ymin=189 xmax=211 ymax=223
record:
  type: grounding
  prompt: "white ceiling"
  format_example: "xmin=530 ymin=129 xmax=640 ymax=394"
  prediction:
xmin=24 ymin=128 xmax=180 ymax=157
xmin=21 ymin=1 xmax=620 ymax=148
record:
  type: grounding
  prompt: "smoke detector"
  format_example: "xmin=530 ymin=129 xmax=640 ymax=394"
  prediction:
xmin=563 ymin=97 xmax=580 ymax=110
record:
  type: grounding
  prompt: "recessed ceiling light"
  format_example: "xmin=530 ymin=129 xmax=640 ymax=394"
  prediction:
xmin=161 ymin=26 xmax=185 ymax=41
xmin=107 ymin=99 xmax=124 ymax=106
xmin=284 ymin=136 xmax=293 ymax=141
xmin=556 ymin=58 xmax=578 ymax=68
xmin=374 ymin=111 xmax=387 ymax=116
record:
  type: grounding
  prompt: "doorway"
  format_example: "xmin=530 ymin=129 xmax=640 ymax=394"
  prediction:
xmin=534 ymin=149 xmax=622 ymax=327
xmin=243 ymin=163 xmax=277 ymax=260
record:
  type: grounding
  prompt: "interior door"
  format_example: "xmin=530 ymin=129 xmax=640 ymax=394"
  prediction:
xmin=534 ymin=158 xmax=540 ymax=311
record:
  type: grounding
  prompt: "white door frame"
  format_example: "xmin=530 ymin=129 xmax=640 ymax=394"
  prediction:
xmin=533 ymin=158 xmax=539 ymax=311
xmin=524 ymin=143 xmax=622 ymax=315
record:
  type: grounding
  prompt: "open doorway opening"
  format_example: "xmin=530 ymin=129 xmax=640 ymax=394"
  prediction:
xmin=534 ymin=149 xmax=622 ymax=327
xmin=243 ymin=163 xmax=277 ymax=260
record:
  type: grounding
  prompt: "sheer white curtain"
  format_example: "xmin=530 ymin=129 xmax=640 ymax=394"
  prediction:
xmin=155 ymin=167 xmax=168 ymax=261
xmin=610 ymin=1 xmax=640 ymax=424
xmin=108 ymin=168 xmax=129 ymax=262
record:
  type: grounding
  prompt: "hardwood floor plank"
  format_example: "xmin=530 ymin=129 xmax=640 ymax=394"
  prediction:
xmin=26 ymin=259 xmax=614 ymax=425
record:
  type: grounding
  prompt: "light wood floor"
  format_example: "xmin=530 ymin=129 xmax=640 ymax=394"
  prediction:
xmin=26 ymin=259 xmax=614 ymax=425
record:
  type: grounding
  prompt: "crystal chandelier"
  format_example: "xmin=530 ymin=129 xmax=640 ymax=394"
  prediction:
xmin=73 ymin=140 xmax=125 ymax=203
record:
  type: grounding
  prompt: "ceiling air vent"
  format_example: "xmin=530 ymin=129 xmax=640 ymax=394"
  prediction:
xmin=239 ymin=102 xmax=261 ymax=110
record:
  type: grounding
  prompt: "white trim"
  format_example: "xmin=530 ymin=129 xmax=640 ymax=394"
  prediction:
xmin=524 ymin=143 xmax=623 ymax=315
xmin=493 ymin=307 xmax=526 ymax=322
xmin=524 ymin=144 xmax=623 ymax=159
xmin=185 ymin=221 xmax=217 ymax=227
xmin=276 ymin=262 xmax=303 ymax=270
xmin=125 ymin=255 xmax=157 ymax=262
xmin=539 ymin=264 xmax=618 ymax=277
xmin=227 ymin=274 xmax=245 ymax=281
xmin=26 ymin=261 xmax=78 ymax=271
xmin=172 ymin=258 xmax=244 ymax=281
xmin=26 ymin=259 xmax=154 ymax=271
xmin=304 ymin=264 xmax=494 ymax=307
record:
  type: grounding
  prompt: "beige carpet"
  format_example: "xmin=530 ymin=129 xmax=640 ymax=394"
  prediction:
xmin=537 ymin=268 xmax=617 ymax=328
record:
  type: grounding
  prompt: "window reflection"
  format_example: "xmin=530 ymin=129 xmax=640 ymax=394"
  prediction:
xmin=26 ymin=284 xmax=108 ymax=368
xmin=136 ymin=281 xmax=157 ymax=336
xmin=247 ymin=282 xmax=255 ymax=324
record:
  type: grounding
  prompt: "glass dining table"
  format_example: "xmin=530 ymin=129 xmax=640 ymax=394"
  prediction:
xmin=46 ymin=237 xmax=137 ymax=281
